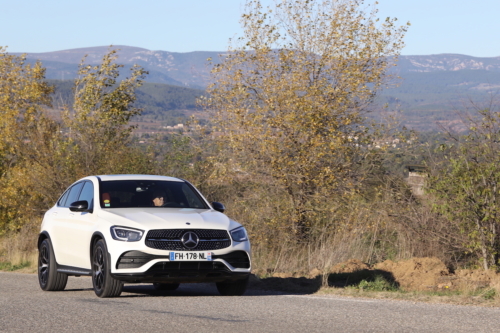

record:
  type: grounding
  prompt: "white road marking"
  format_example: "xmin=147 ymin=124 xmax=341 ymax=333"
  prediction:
xmin=283 ymin=294 xmax=377 ymax=302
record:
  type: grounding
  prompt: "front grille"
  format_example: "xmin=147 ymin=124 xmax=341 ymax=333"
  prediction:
xmin=145 ymin=229 xmax=231 ymax=251
xmin=147 ymin=229 xmax=229 ymax=239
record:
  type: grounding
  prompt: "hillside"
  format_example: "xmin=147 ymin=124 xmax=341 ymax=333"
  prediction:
xmin=16 ymin=46 xmax=500 ymax=131
xmin=48 ymin=80 xmax=204 ymax=127
xmin=378 ymin=69 xmax=500 ymax=131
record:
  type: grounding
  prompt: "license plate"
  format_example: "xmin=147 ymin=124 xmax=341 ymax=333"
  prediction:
xmin=169 ymin=252 xmax=212 ymax=261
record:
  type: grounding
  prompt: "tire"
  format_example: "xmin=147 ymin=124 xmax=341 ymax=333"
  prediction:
xmin=92 ymin=239 xmax=123 ymax=298
xmin=153 ymin=282 xmax=180 ymax=291
xmin=38 ymin=238 xmax=68 ymax=291
xmin=216 ymin=276 xmax=249 ymax=296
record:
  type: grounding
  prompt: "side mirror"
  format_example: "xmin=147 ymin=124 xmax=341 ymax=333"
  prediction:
xmin=69 ymin=200 xmax=92 ymax=213
xmin=211 ymin=202 xmax=225 ymax=213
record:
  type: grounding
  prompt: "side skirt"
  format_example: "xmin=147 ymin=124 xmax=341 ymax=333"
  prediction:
xmin=57 ymin=264 xmax=92 ymax=276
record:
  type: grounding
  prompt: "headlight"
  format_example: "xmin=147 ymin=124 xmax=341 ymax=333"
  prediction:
xmin=110 ymin=226 xmax=144 ymax=242
xmin=230 ymin=227 xmax=248 ymax=242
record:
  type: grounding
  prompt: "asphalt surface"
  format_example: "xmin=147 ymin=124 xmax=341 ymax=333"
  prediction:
xmin=1 ymin=272 xmax=500 ymax=332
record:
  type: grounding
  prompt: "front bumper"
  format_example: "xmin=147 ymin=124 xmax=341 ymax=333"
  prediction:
xmin=110 ymin=248 xmax=251 ymax=284
xmin=112 ymin=259 xmax=250 ymax=283
xmin=106 ymin=227 xmax=252 ymax=284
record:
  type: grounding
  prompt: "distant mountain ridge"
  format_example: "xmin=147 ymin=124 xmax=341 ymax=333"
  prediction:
xmin=15 ymin=45 xmax=500 ymax=88
xmin=14 ymin=46 xmax=500 ymax=131
xmin=15 ymin=45 xmax=219 ymax=88
xmin=397 ymin=54 xmax=500 ymax=73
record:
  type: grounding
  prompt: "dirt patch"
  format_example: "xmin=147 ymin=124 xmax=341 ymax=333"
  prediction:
xmin=252 ymin=257 xmax=500 ymax=295
xmin=453 ymin=269 xmax=499 ymax=290
xmin=374 ymin=257 xmax=450 ymax=291
xmin=328 ymin=257 xmax=500 ymax=292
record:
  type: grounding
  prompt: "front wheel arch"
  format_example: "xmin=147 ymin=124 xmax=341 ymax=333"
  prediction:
xmin=38 ymin=231 xmax=51 ymax=250
xmin=92 ymin=238 xmax=122 ymax=298
xmin=89 ymin=231 xmax=105 ymax=268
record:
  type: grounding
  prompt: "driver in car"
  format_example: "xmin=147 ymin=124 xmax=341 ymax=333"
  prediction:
xmin=151 ymin=190 xmax=166 ymax=207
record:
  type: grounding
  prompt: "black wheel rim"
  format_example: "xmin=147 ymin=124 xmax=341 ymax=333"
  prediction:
xmin=38 ymin=243 xmax=49 ymax=287
xmin=93 ymin=245 xmax=105 ymax=291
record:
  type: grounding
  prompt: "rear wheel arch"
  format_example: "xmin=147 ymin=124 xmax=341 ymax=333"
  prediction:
xmin=38 ymin=237 xmax=68 ymax=291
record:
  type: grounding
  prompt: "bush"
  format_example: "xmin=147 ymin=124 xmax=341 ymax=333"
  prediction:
xmin=357 ymin=275 xmax=399 ymax=292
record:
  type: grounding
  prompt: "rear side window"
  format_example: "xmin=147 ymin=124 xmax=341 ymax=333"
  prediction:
xmin=63 ymin=182 xmax=85 ymax=208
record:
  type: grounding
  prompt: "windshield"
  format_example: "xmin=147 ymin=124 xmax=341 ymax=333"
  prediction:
xmin=99 ymin=180 xmax=209 ymax=209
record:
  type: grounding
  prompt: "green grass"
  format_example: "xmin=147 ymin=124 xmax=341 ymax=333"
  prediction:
xmin=420 ymin=290 xmax=462 ymax=297
xmin=352 ymin=275 xmax=399 ymax=292
xmin=0 ymin=261 xmax=32 ymax=271
xmin=422 ymin=287 xmax=497 ymax=299
xmin=470 ymin=287 xmax=497 ymax=300
xmin=481 ymin=288 xmax=496 ymax=300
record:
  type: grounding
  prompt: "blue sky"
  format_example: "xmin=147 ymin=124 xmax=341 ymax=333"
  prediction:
xmin=1 ymin=0 xmax=499 ymax=57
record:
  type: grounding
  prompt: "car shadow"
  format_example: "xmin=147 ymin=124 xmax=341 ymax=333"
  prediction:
xmin=120 ymin=282 xmax=293 ymax=297
xmin=249 ymin=269 xmax=398 ymax=295
xmin=244 ymin=269 xmax=397 ymax=295
xmin=65 ymin=269 xmax=398 ymax=297
xmin=326 ymin=269 xmax=399 ymax=289
xmin=120 ymin=274 xmax=325 ymax=297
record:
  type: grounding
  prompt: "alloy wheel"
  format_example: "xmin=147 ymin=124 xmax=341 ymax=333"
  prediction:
xmin=93 ymin=246 xmax=105 ymax=291
xmin=38 ymin=243 xmax=49 ymax=286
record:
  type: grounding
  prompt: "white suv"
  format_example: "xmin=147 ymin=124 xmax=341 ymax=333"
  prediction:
xmin=37 ymin=175 xmax=251 ymax=297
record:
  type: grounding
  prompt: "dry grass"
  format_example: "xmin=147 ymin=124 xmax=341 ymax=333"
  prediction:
xmin=251 ymin=233 xmax=371 ymax=278
xmin=0 ymin=220 xmax=39 ymax=273
xmin=317 ymin=286 xmax=500 ymax=307
xmin=208 ymin=173 xmax=454 ymax=278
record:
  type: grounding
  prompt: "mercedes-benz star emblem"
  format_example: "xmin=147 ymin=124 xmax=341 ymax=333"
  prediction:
xmin=181 ymin=231 xmax=199 ymax=249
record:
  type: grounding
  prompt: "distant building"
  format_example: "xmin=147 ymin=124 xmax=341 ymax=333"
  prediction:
xmin=406 ymin=165 xmax=427 ymax=196
xmin=163 ymin=124 xmax=184 ymax=131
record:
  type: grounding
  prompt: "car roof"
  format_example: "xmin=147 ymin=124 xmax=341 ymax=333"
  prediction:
xmin=86 ymin=175 xmax=184 ymax=182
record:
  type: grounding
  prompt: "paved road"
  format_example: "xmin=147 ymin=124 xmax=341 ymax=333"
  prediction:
xmin=1 ymin=272 xmax=500 ymax=332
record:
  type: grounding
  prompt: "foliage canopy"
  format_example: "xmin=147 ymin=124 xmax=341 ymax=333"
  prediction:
xmin=429 ymin=105 xmax=500 ymax=270
xmin=205 ymin=0 xmax=409 ymax=235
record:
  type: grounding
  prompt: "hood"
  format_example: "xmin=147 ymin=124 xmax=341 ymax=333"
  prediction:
xmin=97 ymin=208 xmax=241 ymax=231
